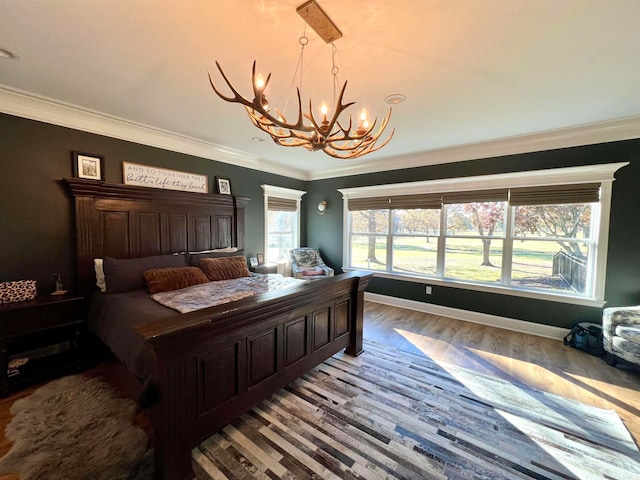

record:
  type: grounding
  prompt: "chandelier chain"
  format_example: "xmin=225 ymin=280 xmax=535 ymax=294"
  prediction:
xmin=330 ymin=42 xmax=339 ymax=106
xmin=284 ymin=24 xmax=308 ymax=116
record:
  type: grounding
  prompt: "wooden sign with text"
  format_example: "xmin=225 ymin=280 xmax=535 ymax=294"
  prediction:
xmin=122 ymin=162 xmax=208 ymax=193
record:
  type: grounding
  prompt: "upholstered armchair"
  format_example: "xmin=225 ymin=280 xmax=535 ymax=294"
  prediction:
xmin=289 ymin=248 xmax=334 ymax=280
xmin=602 ymin=305 xmax=640 ymax=367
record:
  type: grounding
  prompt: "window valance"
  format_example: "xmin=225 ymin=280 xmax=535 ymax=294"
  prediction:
xmin=267 ymin=197 xmax=297 ymax=212
xmin=347 ymin=184 xmax=601 ymax=210
xmin=347 ymin=193 xmax=442 ymax=211
xmin=509 ymin=183 xmax=600 ymax=206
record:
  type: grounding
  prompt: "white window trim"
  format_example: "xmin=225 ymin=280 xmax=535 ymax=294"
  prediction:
xmin=339 ymin=162 xmax=628 ymax=307
xmin=261 ymin=184 xmax=306 ymax=261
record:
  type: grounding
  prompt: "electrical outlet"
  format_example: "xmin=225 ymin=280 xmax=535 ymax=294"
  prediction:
xmin=425 ymin=285 xmax=432 ymax=295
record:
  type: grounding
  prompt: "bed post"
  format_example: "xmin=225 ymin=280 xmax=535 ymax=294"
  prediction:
xmin=346 ymin=272 xmax=371 ymax=357
xmin=151 ymin=356 xmax=196 ymax=480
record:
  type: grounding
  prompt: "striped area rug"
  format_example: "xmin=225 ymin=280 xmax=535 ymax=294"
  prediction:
xmin=192 ymin=341 xmax=640 ymax=480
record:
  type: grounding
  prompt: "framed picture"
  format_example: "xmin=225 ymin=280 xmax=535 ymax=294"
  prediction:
xmin=72 ymin=152 xmax=103 ymax=180
xmin=257 ymin=253 xmax=264 ymax=265
xmin=216 ymin=177 xmax=232 ymax=195
xmin=249 ymin=257 xmax=258 ymax=267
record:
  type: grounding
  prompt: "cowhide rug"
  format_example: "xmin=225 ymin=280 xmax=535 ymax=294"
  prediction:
xmin=0 ymin=374 xmax=152 ymax=480
xmin=194 ymin=340 xmax=640 ymax=479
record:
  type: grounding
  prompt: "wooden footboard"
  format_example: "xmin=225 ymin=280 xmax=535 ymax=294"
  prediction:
xmin=137 ymin=271 xmax=371 ymax=480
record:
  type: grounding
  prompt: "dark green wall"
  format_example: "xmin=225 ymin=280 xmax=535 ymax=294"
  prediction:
xmin=0 ymin=113 xmax=306 ymax=292
xmin=305 ymin=139 xmax=640 ymax=329
xmin=2 ymin=111 xmax=639 ymax=329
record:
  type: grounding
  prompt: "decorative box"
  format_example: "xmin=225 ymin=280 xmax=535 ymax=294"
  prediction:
xmin=0 ymin=280 xmax=37 ymax=304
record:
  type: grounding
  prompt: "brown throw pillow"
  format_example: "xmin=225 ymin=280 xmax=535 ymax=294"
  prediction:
xmin=143 ymin=267 xmax=210 ymax=294
xmin=199 ymin=255 xmax=250 ymax=281
xmin=189 ymin=249 xmax=245 ymax=268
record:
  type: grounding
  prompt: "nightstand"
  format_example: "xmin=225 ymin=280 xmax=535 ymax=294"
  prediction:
xmin=0 ymin=293 xmax=84 ymax=396
xmin=250 ymin=263 xmax=278 ymax=274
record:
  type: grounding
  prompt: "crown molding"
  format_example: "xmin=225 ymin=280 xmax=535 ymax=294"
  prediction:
xmin=309 ymin=116 xmax=640 ymax=180
xmin=0 ymin=85 xmax=308 ymax=180
xmin=337 ymin=162 xmax=628 ymax=199
xmin=3 ymin=85 xmax=639 ymax=184
xmin=260 ymin=184 xmax=307 ymax=200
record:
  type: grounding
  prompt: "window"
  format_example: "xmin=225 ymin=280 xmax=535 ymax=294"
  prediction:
xmin=442 ymin=189 xmax=507 ymax=284
xmin=350 ymin=209 xmax=389 ymax=271
xmin=444 ymin=201 xmax=505 ymax=283
xmin=340 ymin=163 xmax=627 ymax=305
xmin=393 ymin=208 xmax=440 ymax=276
xmin=507 ymin=182 xmax=600 ymax=295
xmin=262 ymin=185 xmax=306 ymax=263
xmin=511 ymin=203 xmax=592 ymax=294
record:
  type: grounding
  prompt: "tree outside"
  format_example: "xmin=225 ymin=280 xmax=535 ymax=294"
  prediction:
xmin=446 ymin=202 xmax=505 ymax=267
xmin=349 ymin=202 xmax=594 ymax=294
xmin=513 ymin=204 xmax=591 ymax=259
xmin=351 ymin=209 xmax=388 ymax=264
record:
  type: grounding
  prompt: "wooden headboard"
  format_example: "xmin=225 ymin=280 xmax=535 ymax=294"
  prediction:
xmin=65 ymin=178 xmax=250 ymax=297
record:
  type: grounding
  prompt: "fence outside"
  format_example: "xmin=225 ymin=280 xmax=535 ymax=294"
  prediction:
xmin=553 ymin=251 xmax=587 ymax=293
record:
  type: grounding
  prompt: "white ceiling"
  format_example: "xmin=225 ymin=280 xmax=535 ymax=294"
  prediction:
xmin=1 ymin=0 xmax=640 ymax=180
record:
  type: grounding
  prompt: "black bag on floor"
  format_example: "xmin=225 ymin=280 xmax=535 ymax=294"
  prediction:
xmin=563 ymin=322 xmax=605 ymax=356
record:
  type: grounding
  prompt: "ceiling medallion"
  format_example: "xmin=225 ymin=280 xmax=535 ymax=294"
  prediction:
xmin=208 ymin=0 xmax=394 ymax=160
xmin=385 ymin=94 xmax=406 ymax=105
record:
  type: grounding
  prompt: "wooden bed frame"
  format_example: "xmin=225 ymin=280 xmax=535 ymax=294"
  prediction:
xmin=66 ymin=179 xmax=371 ymax=480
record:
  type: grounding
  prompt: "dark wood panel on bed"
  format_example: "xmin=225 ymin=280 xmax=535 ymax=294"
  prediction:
xmin=197 ymin=343 xmax=240 ymax=412
xmin=284 ymin=317 xmax=308 ymax=366
xmin=66 ymin=179 xmax=371 ymax=480
xmin=66 ymin=178 xmax=249 ymax=298
xmin=335 ymin=300 xmax=350 ymax=338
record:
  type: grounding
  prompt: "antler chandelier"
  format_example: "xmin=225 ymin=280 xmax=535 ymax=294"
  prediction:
xmin=208 ymin=0 xmax=394 ymax=160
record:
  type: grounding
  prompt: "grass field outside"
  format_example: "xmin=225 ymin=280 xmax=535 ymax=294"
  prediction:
xmin=351 ymin=236 xmax=588 ymax=293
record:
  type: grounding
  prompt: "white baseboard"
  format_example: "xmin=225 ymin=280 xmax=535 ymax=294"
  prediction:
xmin=364 ymin=292 xmax=570 ymax=340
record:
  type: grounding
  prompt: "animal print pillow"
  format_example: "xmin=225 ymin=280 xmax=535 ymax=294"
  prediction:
xmin=0 ymin=280 xmax=37 ymax=304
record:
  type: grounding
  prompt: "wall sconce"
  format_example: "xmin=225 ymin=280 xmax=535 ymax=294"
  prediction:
xmin=317 ymin=200 xmax=328 ymax=215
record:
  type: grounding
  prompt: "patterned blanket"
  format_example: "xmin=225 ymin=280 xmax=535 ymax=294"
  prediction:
xmin=151 ymin=274 xmax=306 ymax=313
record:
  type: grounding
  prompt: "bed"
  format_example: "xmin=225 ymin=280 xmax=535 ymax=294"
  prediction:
xmin=66 ymin=178 xmax=371 ymax=480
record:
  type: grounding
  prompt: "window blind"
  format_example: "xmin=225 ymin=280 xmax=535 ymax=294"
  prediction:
xmin=509 ymin=183 xmax=600 ymax=206
xmin=347 ymin=193 xmax=442 ymax=211
xmin=347 ymin=183 xmax=600 ymax=211
xmin=267 ymin=197 xmax=297 ymax=212
xmin=441 ymin=189 xmax=509 ymax=204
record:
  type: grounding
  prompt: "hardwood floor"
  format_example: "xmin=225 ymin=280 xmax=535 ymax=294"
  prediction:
xmin=363 ymin=301 xmax=640 ymax=446
xmin=1 ymin=300 xmax=639 ymax=479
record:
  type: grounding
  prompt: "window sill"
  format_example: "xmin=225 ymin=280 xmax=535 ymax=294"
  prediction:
xmin=343 ymin=267 xmax=606 ymax=308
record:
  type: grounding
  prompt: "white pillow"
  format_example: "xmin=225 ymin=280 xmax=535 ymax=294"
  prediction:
xmin=94 ymin=258 xmax=106 ymax=292
xmin=189 ymin=247 xmax=238 ymax=254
